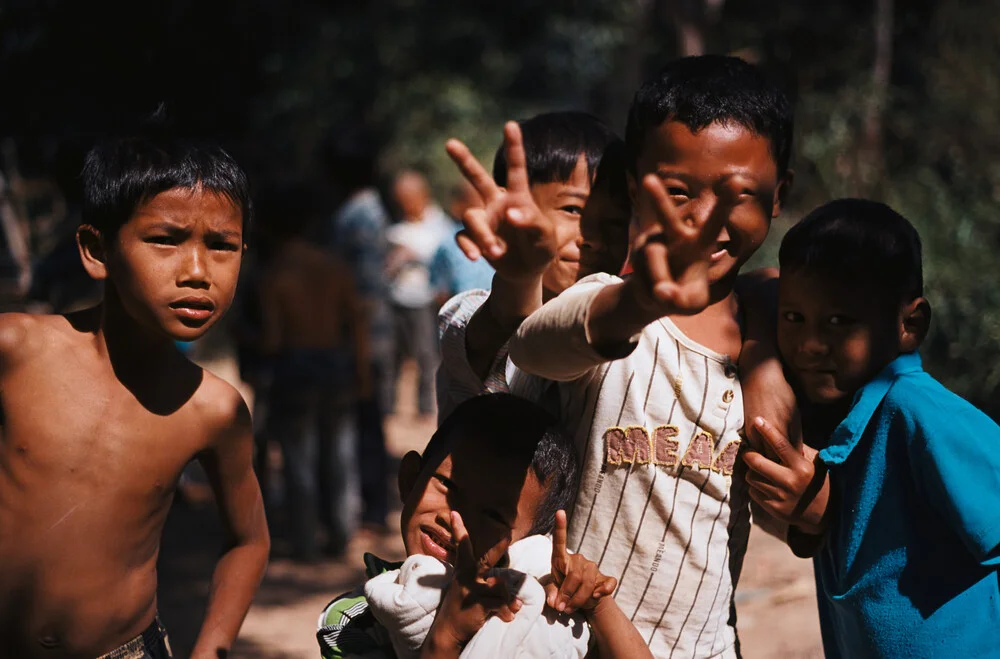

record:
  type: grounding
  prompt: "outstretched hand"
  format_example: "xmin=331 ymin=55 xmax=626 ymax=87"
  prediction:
xmin=445 ymin=122 xmax=558 ymax=284
xmin=742 ymin=417 xmax=830 ymax=536
xmin=545 ymin=510 xmax=616 ymax=614
xmin=427 ymin=511 xmax=521 ymax=652
xmin=628 ymin=175 xmax=728 ymax=316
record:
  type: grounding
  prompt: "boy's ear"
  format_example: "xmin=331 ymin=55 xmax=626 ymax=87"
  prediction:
xmin=77 ymin=225 xmax=108 ymax=281
xmin=900 ymin=297 xmax=931 ymax=353
xmin=771 ymin=170 xmax=795 ymax=218
xmin=397 ymin=450 xmax=424 ymax=502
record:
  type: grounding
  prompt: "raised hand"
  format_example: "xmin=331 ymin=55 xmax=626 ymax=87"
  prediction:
xmin=445 ymin=122 xmax=558 ymax=285
xmin=628 ymin=174 xmax=728 ymax=316
xmin=742 ymin=417 xmax=830 ymax=536
xmin=545 ymin=510 xmax=616 ymax=614
xmin=425 ymin=511 xmax=521 ymax=654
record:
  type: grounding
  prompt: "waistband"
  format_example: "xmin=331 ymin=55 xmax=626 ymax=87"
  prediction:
xmin=97 ymin=617 xmax=171 ymax=659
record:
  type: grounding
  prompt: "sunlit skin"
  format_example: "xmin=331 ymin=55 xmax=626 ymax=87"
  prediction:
xmin=532 ymin=156 xmax=592 ymax=297
xmin=398 ymin=438 xmax=547 ymax=564
xmin=394 ymin=170 xmax=433 ymax=222
xmin=0 ymin=186 xmax=268 ymax=659
xmin=632 ymin=121 xmax=785 ymax=297
xmin=777 ymin=273 xmax=906 ymax=404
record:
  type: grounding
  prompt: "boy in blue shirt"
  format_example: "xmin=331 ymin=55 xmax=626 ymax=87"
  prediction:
xmin=744 ymin=198 xmax=1000 ymax=657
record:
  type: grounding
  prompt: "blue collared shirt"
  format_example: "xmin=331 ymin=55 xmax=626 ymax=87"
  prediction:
xmin=814 ymin=352 xmax=1000 ymax=658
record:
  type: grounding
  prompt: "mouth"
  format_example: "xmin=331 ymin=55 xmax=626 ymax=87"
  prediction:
xmin=169 ymin=297 xmax=216 ymax=323
xmin=419 ymin=526 xmax=456 ymax=563
xmin=710 ymin=241 xmax=733 ymax=262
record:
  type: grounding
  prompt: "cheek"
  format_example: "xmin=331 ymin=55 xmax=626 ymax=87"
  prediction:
xmin=729 ymin=207 xmax=771 ymax=251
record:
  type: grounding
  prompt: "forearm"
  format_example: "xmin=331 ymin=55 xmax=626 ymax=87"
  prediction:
xmin=585 ymin=278 xmax=661 ymax=349
xmin=510 ymin=277 xmax=638 ymax=382
xmin=465 ymin=273 xmax=542 ymax=380
xmin=420 ymin=624 xmax=464 ymax=659
xmin=191 ymin=532 xmax=270 ymax=658
xmin=586 ymin=598 xmax=654 ymax=659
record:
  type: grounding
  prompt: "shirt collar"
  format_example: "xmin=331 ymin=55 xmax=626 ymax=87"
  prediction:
xmin=363 ymin=552 xmax=404 ymax=578
xmin=818 ymin=352 xmax=923 ymax=465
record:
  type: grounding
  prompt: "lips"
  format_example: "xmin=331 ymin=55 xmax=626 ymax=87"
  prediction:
xmin=420 ymin=526 xmax=455 ymax=563
xmin=169 ymin=297 xmax=215 ymax=323
xmin=710 ymin=241 xmax=733 ymax=262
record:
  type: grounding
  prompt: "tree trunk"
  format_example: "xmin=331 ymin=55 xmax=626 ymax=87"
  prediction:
xmin=861 ymin=0 xmax=894 ymax=195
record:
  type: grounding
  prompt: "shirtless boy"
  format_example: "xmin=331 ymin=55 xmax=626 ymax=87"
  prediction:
xmin=0 ymin=135 xmax=270 ymax=658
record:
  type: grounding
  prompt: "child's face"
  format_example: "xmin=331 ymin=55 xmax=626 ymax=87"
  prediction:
xmin=579 ymin=168 xmax=631 ymax=279
xmin=777 ymin=272 xmax=903 ymax=404
xmin=398 ymin=437 xmax=547 ymax=564
xmin=631 ymin=121 xmax=786 ymax=286
xmin=531 ymin=156 xmax=591 ymax=295
xmin=105 ymin=187 xmax=244 ymax=342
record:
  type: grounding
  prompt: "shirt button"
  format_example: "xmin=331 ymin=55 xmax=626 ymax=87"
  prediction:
xmin=722 ymin=390 xmax=734 ymax=404
xmin=724 ymin=362 xmax=737 ymax=379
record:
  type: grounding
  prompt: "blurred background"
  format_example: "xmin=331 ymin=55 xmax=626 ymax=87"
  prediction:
xmin=2 ymin=0 xmax=998 ymax=656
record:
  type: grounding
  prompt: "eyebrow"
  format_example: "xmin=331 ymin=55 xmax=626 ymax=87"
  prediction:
xmin=206 ymin=229 xmax=243 ymax=241
xmin=556 ymin=190 xmax=590 ymax=201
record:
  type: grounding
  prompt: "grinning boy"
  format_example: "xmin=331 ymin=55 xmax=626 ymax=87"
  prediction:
xmin=507 ymin=55 xmax=794 ymax=656
xmin=0 ymin=135 xmax=269 ymax=658
xmin=438 ymin=112 xmax=631 ymax=419
xmin=744 ymin=199 xmax=1000 ymax=657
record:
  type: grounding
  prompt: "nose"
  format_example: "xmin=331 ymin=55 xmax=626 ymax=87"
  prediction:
xmin=799 ymin=330 xmax=830 ymax=360
xmin=178 ymin=244 xmax=210 ymax=290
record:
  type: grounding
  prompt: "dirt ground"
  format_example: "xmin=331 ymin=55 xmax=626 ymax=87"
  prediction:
xmin=157 ymin=362 xmax=823 ymax=658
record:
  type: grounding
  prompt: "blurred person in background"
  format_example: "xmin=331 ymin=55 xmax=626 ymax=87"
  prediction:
xmin=259 ymin=185 xmax=368 ymax=560
xmin=326 ymin=140 xmax=392 ymax=532
xmin=386 ymin=169 xmax=449 ymax=419
xmin=429 ymin=181 xmax=494 ymax=307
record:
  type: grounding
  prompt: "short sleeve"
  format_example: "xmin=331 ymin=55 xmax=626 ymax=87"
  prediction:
xmin=436 ymin=289 xmax=502 ymax=420
xmin=905 ymin=381 xmax=1000 ymax=565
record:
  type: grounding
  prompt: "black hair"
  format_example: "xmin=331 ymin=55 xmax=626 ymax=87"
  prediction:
xmin=779 ymin=198 xmax=924 ymax=302
xmin=625 ymin=55 xmax=794 ymax=177
xmin=423 ymin=393 xmax=579 ymax=537
xmin=493 ymin=111 xmax=620 ymax=188
xmin=82 ymin=135 xmax=252 ymax=237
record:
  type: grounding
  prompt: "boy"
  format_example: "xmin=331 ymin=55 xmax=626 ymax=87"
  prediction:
xmin=743 ymin=199 xmax=1000 ymax=657
xmin=317 ymin=393 xmax=652 ymax=659
xmin=438 ymin=112 xmax=631 ymax=418
xmin=0 ymin=136 xmax=270 ymax=658
xmin=257 ymin=185 xmax=368 ymax=559
xmin=507 ymin=55 xmax=794 ymax=656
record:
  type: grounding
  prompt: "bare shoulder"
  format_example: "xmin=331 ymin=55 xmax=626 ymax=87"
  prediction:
xmin=190 ymin=369 xmax=252 ymax=447
xmin=0 ymin=312 xmax=78 ymax=368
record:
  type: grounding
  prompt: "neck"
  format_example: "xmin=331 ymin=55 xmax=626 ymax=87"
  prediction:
xmin=95 ymin=286 xmax=181 ymax=378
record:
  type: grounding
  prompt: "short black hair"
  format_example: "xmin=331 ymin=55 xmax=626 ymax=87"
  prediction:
xmin=493 ymin=111 xmax=620 ymax=188
xmin=82 ymin=135 xmax=252 ymax=237
xmin=423 ymin=393 xmax=579 ymax=537
xmin=779 ymin=198 xmax=923 ymax=302
xmin=625 ymin=55 xmax=794 ymax=177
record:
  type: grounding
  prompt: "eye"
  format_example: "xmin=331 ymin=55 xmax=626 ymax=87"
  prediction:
xmin=828 ymin=315 xmax=855 ymax=327
xmin=210 ymin=240 xmax=241 ymax=252
xmin=560 ymin=205 xmax=584 ymax=216
xmin=666 ymin=187 xmax=689 ymax=199
xmin=145 ymin=235 xmax=178 ymax=246
xmin=782 ymin=311 xmax=803 ymax=323
xmin=739 ymin=187 xmax=757 ymax=198
xmin=432 ymin=475 xmax=455 ymax=490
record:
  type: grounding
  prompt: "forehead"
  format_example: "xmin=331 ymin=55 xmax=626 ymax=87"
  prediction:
xmin=131 ymin=187 xmax=243 ymax=229
xmin=530 ymin=156 xmax=591 ymax=201
xmin=779 ymin=272 xmax=888 ymax=313
xmin=639 ymin=120 xmax=778 ymax=182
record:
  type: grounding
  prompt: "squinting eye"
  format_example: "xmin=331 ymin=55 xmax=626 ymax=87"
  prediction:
xmin=828 ymin=315 xmax=853 ymax=326
xmin=739 ymin=188 xmax=756 ymax=197
xmin=667 ymin=187 xmax=689 ymax=198
xmin=560 ymin=205 xmax=583 ymax=216
xmin=782 ymin=311 xmax=803 ymax=323
xmin=211 ymin=241 xmax=241 ymax=252
xmin=146 ymin=236 xmax=176 ymax=245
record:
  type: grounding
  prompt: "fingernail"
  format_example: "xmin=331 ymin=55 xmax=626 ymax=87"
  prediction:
xmin=754 ymin=417 xmax=765 ymax=427
xmin=557 ymin=601 xmax=566 ymax=612
xmin=489 ymin=244 xmax=504 ymax=259
xmin=507 ymin=208 xmax=523 ymax=222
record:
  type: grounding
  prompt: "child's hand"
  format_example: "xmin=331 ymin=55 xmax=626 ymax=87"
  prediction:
xmin=628 ymin=175 xmax=728 ymax=316
xmin=545 ymin=510 xmax=616 ymax=614
xmin=742 ymin=417 xmax=830 ymax=536
xmin=426 ymin=511 xmax=522 ymax=652
xmin=445 ymin=123 xmax=558 ymax=285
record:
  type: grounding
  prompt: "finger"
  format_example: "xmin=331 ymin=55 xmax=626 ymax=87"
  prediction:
xmin=479 ymin=531 xmax=513 ymax=575
xmin=446 ymin=138 xmax=500 ymax=202
xmin=566 ymin=564 xmax=598 ymax=612
xmin=593 ymin=575 xmax=617 ymax=599
xmin=451 ymin=511 xmax=478 ymax=581
xmin=635 ymin=233 xmax=674 ymax=299
xmin=462 ymin=207 xmax=505 ymax=261
xmin=544 ymin=581 xmax=561 ymax=609
xmin=752 ymin=416 xmax=799 ymax=467
xmin=642 ymin=175 xmax=692 ymax=239
xmin=551 ymin=510 xmax=569 ymax=569
xmin=746 ymin=477 xmax=786 ymax=503
xmin=455 ymin=230 xmax=482 ymax=261
xmin=502 ymin=122 xmax=530 ymax=194
xmin=742 ymin=449 xmax=790 ymax=484
xmin=556 ymin=572 xmax=583 ymax=613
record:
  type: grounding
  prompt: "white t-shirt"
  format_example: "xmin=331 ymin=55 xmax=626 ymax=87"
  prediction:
xmin=509 ymin=273 xmax=751 ymax=659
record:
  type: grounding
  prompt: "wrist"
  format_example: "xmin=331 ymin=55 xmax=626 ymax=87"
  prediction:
xmin=423 ymin=620 xmax=465 ymax=658
xmin=587 ymin=279 xmax=658 ymax=349
xmin=489 ymin=273 xmax=544 ymax=327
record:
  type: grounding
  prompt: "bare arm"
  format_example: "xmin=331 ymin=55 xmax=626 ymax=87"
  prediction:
xmin=192 ymin=391 xmax=271 ymax=659
xmin=585 ymin=597 xmax=654 ymax=659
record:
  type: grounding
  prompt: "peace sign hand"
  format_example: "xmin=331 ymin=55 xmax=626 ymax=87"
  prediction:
xmin=627 ymin=175 xmax=729 ymax=317
xmin=445 ymin=122 xmax=559 ymax=285
xmin=425 ymin=511 xmax=522 ymax=653
xmin=545 ymin=510 xmax=616 ymax=614
xmin=742 ymin=417 xmax=830 ymax=536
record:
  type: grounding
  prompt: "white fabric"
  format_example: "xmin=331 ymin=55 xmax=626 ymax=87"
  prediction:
xmin=386 ymin=209 xmax=450 ymax=308
xmin=509 ymin=273 xmax=749 ymax=659
xmin=365 ymin=535 xmax=590 ymax=659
